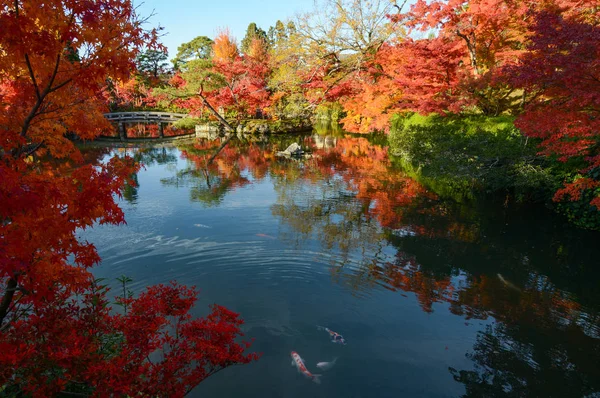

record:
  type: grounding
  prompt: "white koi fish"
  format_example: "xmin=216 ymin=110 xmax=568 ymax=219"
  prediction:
xmin=291 ymin=351 xmax=322 ymax=384
xmin=316 ymin=357 xmax=338 ymax=371
xmin=193 ymin=223 xmax=211 ymax=228
xmin=317 ymin=325 xmax=346 ymax=345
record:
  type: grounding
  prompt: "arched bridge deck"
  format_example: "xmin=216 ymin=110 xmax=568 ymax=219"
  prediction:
xmin=103 ymin=111 xmax=192 ymax=140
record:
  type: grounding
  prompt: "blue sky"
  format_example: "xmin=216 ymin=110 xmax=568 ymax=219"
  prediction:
xmin=136 ymin=0 xmax=312 ymax=59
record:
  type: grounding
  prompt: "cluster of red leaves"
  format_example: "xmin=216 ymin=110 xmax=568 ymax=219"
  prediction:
xmin=333 ymin=0 xmax=532 ymax=130
xmin=300 ymin=64 xmax=357 ymax=107
xmin=210 ymin=54 xmax=271 ymax=117
xmin=339 ymin=38 xmax=468 ymax=133
xmin=0 ymin=281 xmax=258 ymax=397
xmin=509 ymin=11 xmax=600 ymax=207
xmin=0 ymin=156 xmax=137 ymax=299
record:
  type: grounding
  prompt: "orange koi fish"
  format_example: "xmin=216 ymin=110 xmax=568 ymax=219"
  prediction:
xmin=291 ymin=351 xmax=322 ymax=384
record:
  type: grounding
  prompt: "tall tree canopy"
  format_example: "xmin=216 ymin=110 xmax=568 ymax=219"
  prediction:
xmin=240 ymin=22 xmax=268 ymax=55
xmin=172 ymin=35 xmax=214 ymax=70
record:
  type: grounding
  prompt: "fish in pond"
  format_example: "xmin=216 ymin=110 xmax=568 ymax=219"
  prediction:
xmin=193 ymin=223 xmax=211 ymax=228
xmin=316 ymin=357 xmax=337 ymax=371
xmin=317 ymin=325 xmax=346 ymax=345
xmin=291 ymin=351 xmax=321 ymax=384
xmin=497 ymin=273 xmax=521 ymax=292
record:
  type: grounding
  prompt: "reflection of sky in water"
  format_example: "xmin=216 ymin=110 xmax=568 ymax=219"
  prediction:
xmin=81 ymin=140 xmax=600 ymax=398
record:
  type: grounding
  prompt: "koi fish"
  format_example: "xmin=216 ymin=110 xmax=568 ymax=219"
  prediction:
xmin=316 ymin=357 xmax=337 ymax=371
xmin=317 ymin=325 xmax=346 ymax=345
xmin=497 ymin=273 xmax=521 ymax=292
xmin=291 ymin=351 xmax=321 ymax=384
xmin=193 ymin=223 xmax=211 ymax=228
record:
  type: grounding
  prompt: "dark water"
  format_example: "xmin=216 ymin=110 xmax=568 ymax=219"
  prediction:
xmin=81 ymin=134 xmax=600 ymax=398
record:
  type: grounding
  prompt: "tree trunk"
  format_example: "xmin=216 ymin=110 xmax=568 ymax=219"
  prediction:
xmin=0 ymin=277 xmax=18 ymax=325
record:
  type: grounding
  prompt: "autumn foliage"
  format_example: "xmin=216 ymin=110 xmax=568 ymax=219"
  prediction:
xmin=509 ymin=11 xmax=600 ymax=208
xmin=0 ymin=0 xmax=257 ymax=395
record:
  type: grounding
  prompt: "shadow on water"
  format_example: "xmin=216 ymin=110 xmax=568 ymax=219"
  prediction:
xmin=81 ymin=131 xmax=600 ymax=397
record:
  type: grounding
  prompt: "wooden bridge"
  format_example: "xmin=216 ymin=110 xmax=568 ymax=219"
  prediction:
xmin=104 ymin=111 xmax=188 ymax=123
xmin=103 ymin=111 xmax=190 ymax=140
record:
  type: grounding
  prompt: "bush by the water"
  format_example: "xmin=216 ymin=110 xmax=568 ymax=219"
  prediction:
xmin=173 ymin=117 xmax=206 ymax=130
xmin=388 ymin=114 xmax=561 ymax=202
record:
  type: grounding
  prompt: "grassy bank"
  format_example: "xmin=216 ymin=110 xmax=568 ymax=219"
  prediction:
xmin=388 ymin=113 xmax=562 ymax=203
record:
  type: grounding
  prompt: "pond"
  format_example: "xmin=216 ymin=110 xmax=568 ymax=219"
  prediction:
xmin=81 ymin=133 xmax=600 ymax=398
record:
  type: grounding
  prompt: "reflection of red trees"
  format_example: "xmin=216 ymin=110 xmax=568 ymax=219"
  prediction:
xmin=180 ymin=136 xmax=445 ymax=235
xmin=309 ymin=136 xmax=437 ymax=230
xmin=124 ymin=123 xmax=192 ymax=138
xmin=178 ymin=140 xmax=252 ymax=193
xmin=372 ymin=258 xmax=596 ymax=341
xmin=379 ymin=252 xmax=454 ymax=313
xmin=180 ymin=139 xmax=287 ymax=187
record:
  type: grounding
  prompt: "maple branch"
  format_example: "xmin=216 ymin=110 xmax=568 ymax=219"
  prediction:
xmin=48 ymin=77 xmax=74 ymax=94
xmin=183 ymin=363 xmax=244 ymax=396
xmin=393 ymin=0 xmax=408 ymax=14
xmin=57 ymin=391 xmax=89 ymax=397
xmin=24 ymin=54 xmax=41 ymax=102
xmin=455 ymin=30 xmax=479 ymax=76
xmin=23 ymin=141 xmax=45 ymax=157
xmin=20 ymin=53 xmax=63 ymax=140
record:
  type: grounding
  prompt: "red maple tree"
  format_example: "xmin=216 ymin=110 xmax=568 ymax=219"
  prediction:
xmin=509 ymin=10 xmax=600 ymax=208
xmin=0 ymin=1 xmax=258 ymax=394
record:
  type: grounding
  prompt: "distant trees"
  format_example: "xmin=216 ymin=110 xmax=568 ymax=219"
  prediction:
xmin=241 ymin=22 xmax=268 ymax=55
xmin=136 ymin=49 xmax=170 ymax=79
xmin=267 ymin=20 xmax=287 ymax=47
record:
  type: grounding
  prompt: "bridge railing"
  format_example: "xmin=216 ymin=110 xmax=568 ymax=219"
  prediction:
xmin=103 ymin=112 xmax=188 ymax=122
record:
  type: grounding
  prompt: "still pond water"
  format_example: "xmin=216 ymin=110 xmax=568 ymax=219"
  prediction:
xmin=82 ymin=133 xmax=600 ymax=398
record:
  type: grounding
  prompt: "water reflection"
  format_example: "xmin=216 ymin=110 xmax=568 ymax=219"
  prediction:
xmin=83 ymin=134 xmax=600 ymax=397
